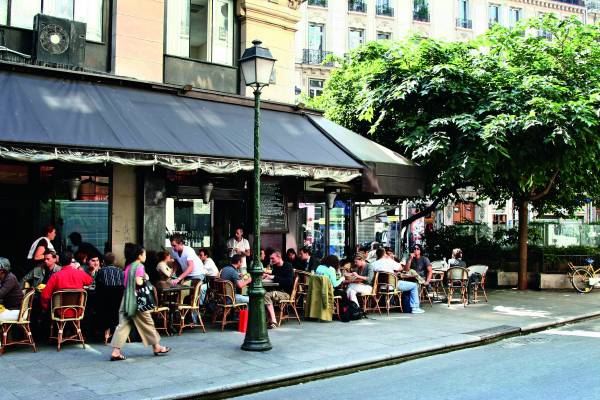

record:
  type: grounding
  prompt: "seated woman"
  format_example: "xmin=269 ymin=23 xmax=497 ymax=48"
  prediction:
xmin=448 ymin=248 xmax=466 ymax=268
xmin=315 ymin=255 xmax=345 ymax=295
xmin=155 ymin=251 xmax=175 ymax=289
xmin=0 ymin=258 xmax=24 ymax=323
xmin=285 ymin=248 xmax=302 ymax=270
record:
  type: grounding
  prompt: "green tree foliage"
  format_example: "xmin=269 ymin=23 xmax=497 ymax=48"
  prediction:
xmin=313 ymin=16 xmax=600 ymax=288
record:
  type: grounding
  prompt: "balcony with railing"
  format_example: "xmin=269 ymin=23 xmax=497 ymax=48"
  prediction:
xmin=376 ymin=1 xmax=394 ymax=17
xmin=413 ymin=8 xmax=430 ymax=22
xmin=348 ymin=0 xmax=367 ymax=13
xmin=308 ymin=0 xmax=328 ymax=7
xmin=302 ymin=49 xmax=334 ymax=66
xmin=555 ymin=0 xmax=585 ymax=6
xmin=456 ymin=18 xmax=473 ymax=29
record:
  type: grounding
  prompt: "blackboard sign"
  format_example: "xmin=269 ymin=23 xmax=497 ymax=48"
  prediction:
xmin=260 ymin=181 xmax=287 ymax=232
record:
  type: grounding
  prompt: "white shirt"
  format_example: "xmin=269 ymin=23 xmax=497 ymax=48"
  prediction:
xmin=171 ymin=246 xmax=204 ymax=279
xmin=371 ymin=257 xmax=401 ymax=273
xmin=202 ymin=257 xmax=219 ymax=277
xmin=27 ymin=237 xmax=55 ymax=259
xmin=226 ymin=237 xmax=250 ymax=269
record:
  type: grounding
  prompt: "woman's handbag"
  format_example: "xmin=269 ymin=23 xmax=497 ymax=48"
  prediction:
xmin=136 ymin=280 xmax=156 ymax=312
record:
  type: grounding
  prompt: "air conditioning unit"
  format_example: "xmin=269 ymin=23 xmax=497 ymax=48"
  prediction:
xmin=33 ymin=14 xmax=86 ymax=69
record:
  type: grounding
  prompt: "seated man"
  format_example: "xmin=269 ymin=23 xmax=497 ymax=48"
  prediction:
xmin=20 ymin=249 xmax=62 ymax=289
xmin=219 ymin=254 xmax=251 ymax=304
xmin=198 ymin=248 xmax=219 ymax=277
xmin=371 ymin=248 xmax=425 ymax=314
xmin=0 ymin=258 xmax=24 ymax=322
xmin=41 ymin=251 xmax=93 ymax=315
xmin=263 ymin=251 xmax=294 ymax=329
xmin=405 ymin=244 xmax=433 ymax=285
xmin=298 ymin=246 xmax=318 ymax=273
xmin=84 ymin=255 xmax=101 ymax=280
xmin=346 ymin=253 xmax=374 ymax=307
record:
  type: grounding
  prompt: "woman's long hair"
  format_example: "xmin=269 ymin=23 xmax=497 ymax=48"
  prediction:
xmin=320 ymin=255 xmax=340 ymax=270
xmin=124 ymin=243 xmax=144 ymax=266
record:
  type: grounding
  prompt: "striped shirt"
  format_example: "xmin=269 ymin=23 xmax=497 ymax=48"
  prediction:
xmin=95 ymin=265 xmax=124 ymax=288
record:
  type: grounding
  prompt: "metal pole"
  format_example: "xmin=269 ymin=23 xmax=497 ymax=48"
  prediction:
xmin=241 ymin=89 xmax=272 ymax=352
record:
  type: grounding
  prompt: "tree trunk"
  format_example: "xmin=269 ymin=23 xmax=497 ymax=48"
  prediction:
xmin=518 ymin=199 xmax=529 ymax=290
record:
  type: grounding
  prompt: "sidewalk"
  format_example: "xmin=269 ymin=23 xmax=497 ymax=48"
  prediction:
xmin=2 ymin=289 xmax=599 ymax=400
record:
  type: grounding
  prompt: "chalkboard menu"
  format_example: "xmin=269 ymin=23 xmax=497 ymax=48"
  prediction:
xmin=260 ymin=180 xmax=287 ymax=232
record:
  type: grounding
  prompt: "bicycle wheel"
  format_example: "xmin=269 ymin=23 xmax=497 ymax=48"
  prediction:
xmin=571 ymin=268 xmax=594 ymax=293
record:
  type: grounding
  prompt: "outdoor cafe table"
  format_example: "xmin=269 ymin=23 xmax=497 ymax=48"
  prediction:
xmin=158 ymin=285 xmax=190 ymax=334
xmin=262 ymin=281 xmax=279 ymax=291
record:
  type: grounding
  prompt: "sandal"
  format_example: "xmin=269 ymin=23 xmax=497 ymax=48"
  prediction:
xmin=110 ymin=354 xmax=126 ymax=361
xmin=267 ymin=322 xmax=277 ymax=329
xmin=153 ymin=346 xmax=171 ymax=356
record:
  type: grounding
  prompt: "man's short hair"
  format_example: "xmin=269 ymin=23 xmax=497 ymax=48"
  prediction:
xmin=104 ymin=252 xmax=116 ymax=266
xmin=169 ymin=234 xmax=185 ymax=244
xmin=59 ymin=251 xmax=73 ymax=266
xmin=376 ymin=247 xmax=386 ymax=260
xmin=270 ymin=250 xmax=282 ymax=258
xmin=413 ymin=244 xmax=422 ymax=252
xmin=0 ymin=257 xmax=11 ymax=272
xmin=44 ymin=249 xmax=57 ymax=257
xmin=299 ymin=246 xmax=312 ymax=256
xmin=231 ymin=254 xmax=243 ymax=265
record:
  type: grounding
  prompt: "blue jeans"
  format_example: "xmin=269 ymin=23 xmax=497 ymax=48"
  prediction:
xmin=235 ymin=294 xmax=249 ymax=304
xmin=397 ymin=280 xmax=420 ymax=309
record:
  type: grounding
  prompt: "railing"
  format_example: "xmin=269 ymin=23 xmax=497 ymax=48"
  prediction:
xmin=456 ymin=18 xmax=473 ymax=29
xmin=348 ymin=0 xmax=367 ymax=13
xmin=302 ymin=49 xmax=333 ymax=66
xmin=413 ymin=9 xmax=430 ymax=22
xmin=308 ymin=0 xmax=328 ymax=7
xmin=376 ymin=2 xmax=394 ymax=17
xmin=555 ymin=0 xmax=585 ymax=6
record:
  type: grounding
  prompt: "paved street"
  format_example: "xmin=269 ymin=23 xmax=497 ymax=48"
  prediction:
xmin=235 ymin=318 xmax=600 ymax=400
xmin=1 ymin=289 xmax=599 ymax=399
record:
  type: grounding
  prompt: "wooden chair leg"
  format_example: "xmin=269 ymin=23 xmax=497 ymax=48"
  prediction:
xmin=76 ymin=321 xmax=85 ymax=349
xmin=178 ymin=309 xmax=187 ymax=336
xmin=292 ymin=305 xmax=301 ymax=324
xmin=278 ymin=304 xmax=285 ymax=327
xmin=221 ymin=308 xmax=229 ymax=332
xmin=57 ymin=322 xmax=65 ymax=351
xmin=22 ymin=323 xmax=36 ymax=352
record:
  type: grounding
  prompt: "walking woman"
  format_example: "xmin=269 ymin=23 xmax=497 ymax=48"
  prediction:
xmin=110 ymin=243 xmax=170 ymax=361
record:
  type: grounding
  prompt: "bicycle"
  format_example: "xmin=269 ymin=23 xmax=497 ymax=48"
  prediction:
xmin=568 ymin=258 xmax=600 ymax=293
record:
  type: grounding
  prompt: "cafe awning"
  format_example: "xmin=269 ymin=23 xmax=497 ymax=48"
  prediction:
xmin=0 ymin=68 xmax=362 ymax=182
xmin=308 ymin=115 xmax=426 ymax=197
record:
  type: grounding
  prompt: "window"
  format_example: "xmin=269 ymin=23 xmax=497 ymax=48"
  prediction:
xmin=308 ymin=78 xmax=324 ymax=98
xmin=413 ymin=0 xmax=429 ymax=22
xmin=489 ymin=4 xmax=501 ymax=26
xmin=308 ymin=23 xmax=325 ymax=51
xmin=377 ymin=31 xmax=391 ymax=40
xmin=0 ymin=0 xmax=7 ymax=25
xmin=165 ymin=198 xmax=212 ymax=248
xmin=456 ymin=0 xmax=471 ymax=28
xmin=5 ymin=0 xmax=103 ymax=42
xmin=308 ymin=0 xmax=327 ymax=7
xmin=166 ymin=0 xmax=235 ymax=66
xmin=348 ymin=28 xmax=364 ymax=51
xmin=509 ymin=7 xmax=522 ymax=28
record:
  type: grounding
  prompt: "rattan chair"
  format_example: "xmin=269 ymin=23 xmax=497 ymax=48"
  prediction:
xmin=49 ymin=289 xmax=87 ymax=351
xmin=277 ymin=276 xmax=301 ymax=326
xmin=176 ymin=281 xmax=206 ymax=335
xmin=446 ymin=267 xmax=469 ymax=307
xmin=212 ymin=279 xmax=247 ymax=331
xmin=294 ymin=269 xmax=311 ymax=312
xmin=151 ymin=286 xmax=171 ymax=336
xmin=358 ymin=271 xmax=381 ymax=315
xmin=0 ymin=289 xmax=36 ymax=355
xmin=467 ymin=265 xmax=489 ymax=302
xmin=376 ymin=271 xmax=403 ymax=315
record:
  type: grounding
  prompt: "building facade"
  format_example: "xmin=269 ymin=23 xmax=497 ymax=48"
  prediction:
xmin=295 ymin=0 xmax=592 ymax=98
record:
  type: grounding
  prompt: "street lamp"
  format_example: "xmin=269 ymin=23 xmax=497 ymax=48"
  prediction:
xmin=240 ymin=40 xmax=276 ymax=352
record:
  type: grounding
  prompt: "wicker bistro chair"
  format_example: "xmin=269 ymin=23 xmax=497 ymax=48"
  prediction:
xmin=446 ymin=267 xmax=469 ymax=307
xmin=277 ymin=276 xmax=301 ymax=326
xmin=212 ymin=279 xmax=247 ymax=331
xmin=176 ymin=281 xmax=206 ymax=335
xmin=357 ymin=271 xmax=381 ymax=315
xmin=49 ymin=289 xmax=87 ymax=351
xmin=467 ymin=265 xmax=489 ymax=303
xmin=376 ymin=272 xmax=403 ymax=315
xmin=151 ymin=286 xmax=171 ymax=336
xmin=294 ymin=270 xmax=311 ymax=312
xmin=0 ymin=289 xmax=36 ymax=355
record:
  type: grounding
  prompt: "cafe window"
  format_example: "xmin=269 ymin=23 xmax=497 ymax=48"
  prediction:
xmin=5 ymin=0 xmax=103 ymax=42
xmin=165 ymin=198 xmax=212 ymax=248
xmin=298 ymin=201 xmax=349 ymax=259
xmin=166 ymin=0 xmax=235 ymax=66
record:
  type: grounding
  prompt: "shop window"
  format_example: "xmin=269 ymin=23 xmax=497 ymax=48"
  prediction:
xmin=493 ymin=214 xmax=507 ymax=225
xmin=298 ymin=201 xmax=348 ymax=259
xmin=308 ymin=78 xmax=324 ymax=98
xmin=5 ymin=0 xmax=103 ymax=42
xmin=166 ymin=0 xmax=235 ymax=66
xmin=165 ymin=198 xmax=212 ymax=248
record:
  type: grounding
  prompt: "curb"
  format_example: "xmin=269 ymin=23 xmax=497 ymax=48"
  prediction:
xmin=166 ymin=311 xmax=600 ymax=400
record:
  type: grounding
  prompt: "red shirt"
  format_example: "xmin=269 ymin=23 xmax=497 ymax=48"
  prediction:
xmin=41 ymin=265 xmax=93 ymax=312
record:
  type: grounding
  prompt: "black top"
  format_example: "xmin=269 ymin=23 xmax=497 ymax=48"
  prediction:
xmin=411 ymin=256 xmax=432 ymax=278
xmin=272 ymin=262 xmax=294 ymax=294
xmin=302 ymin=256 xmax=319 ymax=273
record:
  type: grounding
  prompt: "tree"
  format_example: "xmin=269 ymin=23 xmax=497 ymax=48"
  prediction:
xmin=312 ymin=16 xmax=600 ymax=289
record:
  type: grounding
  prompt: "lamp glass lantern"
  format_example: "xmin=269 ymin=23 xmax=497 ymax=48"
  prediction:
xmin=239 ymin=40 xmax=276 ymax=90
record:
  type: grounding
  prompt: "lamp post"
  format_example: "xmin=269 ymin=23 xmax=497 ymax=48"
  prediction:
xmin=239 ymin=40 xmax=276 ymax=352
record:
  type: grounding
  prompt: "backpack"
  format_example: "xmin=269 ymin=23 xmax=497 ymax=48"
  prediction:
xmin=348 ymin=301 xmax=364 ymax=320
